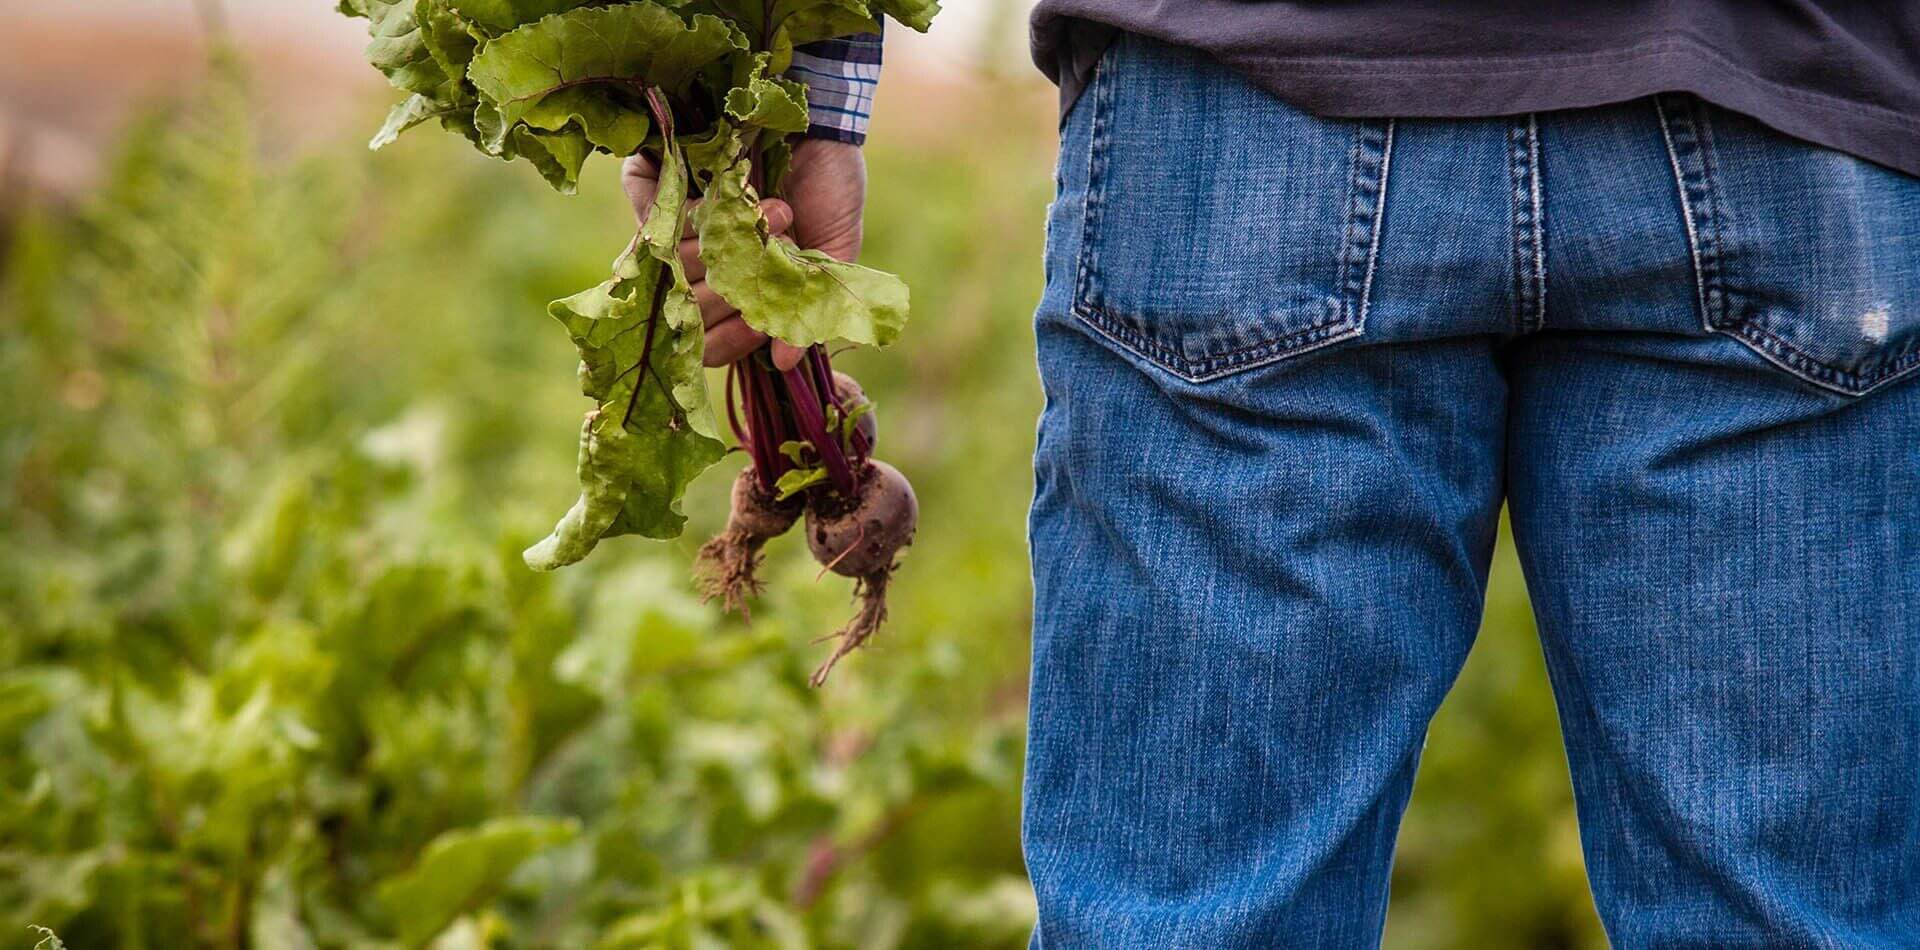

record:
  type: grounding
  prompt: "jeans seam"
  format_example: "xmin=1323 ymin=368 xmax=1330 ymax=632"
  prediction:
xmin=1358 ymin=119 xmax=1396 ymax=332
xmin=1656 ymin=94 xmax=1723 ymax=336
xmin=1508 ymin=114 xmax=1547 ymax=333
xmin=1527 ymin=114 xmax=1547 ymax=332
xmin=1072 ymin=36 xmax=1115 ymax=352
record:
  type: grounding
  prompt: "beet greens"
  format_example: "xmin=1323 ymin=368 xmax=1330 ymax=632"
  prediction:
xmin=342 ymin=0 xmax=934 ymax=681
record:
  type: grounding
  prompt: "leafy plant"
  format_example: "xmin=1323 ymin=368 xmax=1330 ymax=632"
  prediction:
xmin=0 ymin=56 xmax=1034 ymax=947
xmin=341 ymin=0 xmax=939 ymax=679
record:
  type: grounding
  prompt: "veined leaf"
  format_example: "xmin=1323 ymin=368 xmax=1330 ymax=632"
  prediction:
xmin=518 ymin=125 xmax=594 ymax=192
xmin=511 ymin=87 xmax=653 ymax=156
xmin=724 ymin=53 xmax=810 ymax=134
xmin=448 ymin=0 xmax=597 ymax=34
xmin=688 ymin=123 xmax=908 ymax=349
xmin=376 ymin=817 xmax=579 ymax=946
xmin=525 ymin=135 xmax=723 ymax=569
xmin=370 ymin=93 xmax=460 ymax=149
xmin=467 ymin=4 xmax=743 ymax=149
xmin=416 ymin=0 xmax=483 ymax=82
xmin=342 ymin=0 xmax=451 ymax=96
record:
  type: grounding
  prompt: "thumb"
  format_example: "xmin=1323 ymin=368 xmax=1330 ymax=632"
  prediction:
xmin=621 ymin=152 xmax=661 ymax=224
xmin=771 ymin=340 xmax=808 ymax=372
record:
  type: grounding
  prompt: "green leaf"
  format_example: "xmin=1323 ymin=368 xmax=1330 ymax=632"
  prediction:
xmin=467 ymin=3 xmax=743 ymax=154
xmin=447 ymin=0 xmax=597 ymax=34
xmin=872 ymin=0 xmax=939 ymax=32
xmin=723 ymin=53 xmax=810 ymax=135
xmin=775 ymin=0 xmax=881 ymax=46
xmin=525 ymin=134 xmax=725 ymax=569
xmin=375 ymin=817 xmax=579 ymax=946
xmin=416 ymin=0 xmax=483 ymax=82
xmin=343 ymin=0 xmax=451 ymax=96
xmin=371 ymin=93 xmax=460 ymax=149
xmin=697 ymin=0 xmax=876 ymax=46
xmin=516 ymin=126 xmax=593 ymax=192
xmin=773 ymin=466 xmax=828 ymax=500
xmin=688 ymin=123 xmax=908 ymax=350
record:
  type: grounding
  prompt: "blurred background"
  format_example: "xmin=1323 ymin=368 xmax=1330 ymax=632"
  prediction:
xmin=0 ymin=2 xmax=1606 ymax=947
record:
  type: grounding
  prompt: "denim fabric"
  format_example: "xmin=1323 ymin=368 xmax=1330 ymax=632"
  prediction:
xmin=1024 ymin=33 xmax=1920 ymax=948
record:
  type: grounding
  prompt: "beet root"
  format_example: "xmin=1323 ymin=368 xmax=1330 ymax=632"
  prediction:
xmin=805 ymin=460 xmax=916 ymax=685
xmin=806 ymin=460 xmax=916 ymax=578
xmin=694 ymin=467 xmax=802 ymax=619
xmin=831 ymin=371 xmax=878 ymax=451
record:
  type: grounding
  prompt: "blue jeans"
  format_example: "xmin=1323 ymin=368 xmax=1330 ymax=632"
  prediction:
xmin=1024 ymin=34 xmax=1920 ymax=948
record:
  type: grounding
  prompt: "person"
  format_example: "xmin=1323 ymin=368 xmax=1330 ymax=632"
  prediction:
xmin=630 ymin=6 xmax=1920 ymax=946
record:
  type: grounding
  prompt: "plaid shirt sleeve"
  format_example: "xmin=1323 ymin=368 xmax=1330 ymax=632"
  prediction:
xmin=788 ymin=29 xmax=883 ymax=145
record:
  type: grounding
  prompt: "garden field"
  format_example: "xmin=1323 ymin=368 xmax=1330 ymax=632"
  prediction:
xmin=0 ymin=40 xmax=1606 ymax=949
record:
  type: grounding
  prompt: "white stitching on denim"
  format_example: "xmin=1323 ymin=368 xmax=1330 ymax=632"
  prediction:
xmin=1064 ymin=38 xmax=1388 ymax=383
xmin=1527 ymin=113 xmax=1547 ymax=331
xmin=1072 ymin=39 xmax=1114 ymax=328
xmin=1655 ymin=96 xmax=1714 ymax=336
xmin=1358 ymin=119 xmax=1395 ymax=330
xmin=1655 ymin=97 xmax=1920 ymax=396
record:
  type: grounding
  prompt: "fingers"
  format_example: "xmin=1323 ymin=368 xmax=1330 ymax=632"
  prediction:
xmin=679 ymin=235 xmax=704 ymax=282
xmin=771 ymin=341 xmax=807 ymax=371
xmin=621 ymin=153 xmax=660 ymax=224
xmin=760 ymin=199 xmax=793 ymax=236
xmin=703 ymin=318 xmax=767 ymax=367
xmin=623 ymin=154 xmax=803 ymax=368
xmin=685 ymin=200 xmax=796 ymax=367
xmin=692 ymin=281 xmax=735 ymax=329
xmin=701 ymin=323 xmax=807 ymax=370
xmin=694 ymin=279 xmax=769 ymax=368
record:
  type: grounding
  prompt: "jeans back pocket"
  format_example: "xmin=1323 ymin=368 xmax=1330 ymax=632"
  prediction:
xmin=1071 ymin=34 xmax=1393 ymax=382
xmin=1663 ymin=96 xmax=1920 ymax=396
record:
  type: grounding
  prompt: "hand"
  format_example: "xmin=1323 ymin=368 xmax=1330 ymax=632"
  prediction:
xmin=622 ymin=138 xmax=868 ymax=371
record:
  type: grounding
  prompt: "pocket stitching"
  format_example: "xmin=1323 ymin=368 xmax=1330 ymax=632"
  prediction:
xmin=1663 ymin=95 xmax=1920 ymax=396
xmin=1069 ymin=53 xmax=1390 ymax=383
xmin=1713 ymin=317 xmax=1920 ymax=395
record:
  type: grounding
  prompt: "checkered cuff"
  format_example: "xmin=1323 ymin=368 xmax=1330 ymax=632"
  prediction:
xmin=789 ymin=29 xmax=883 ymax=145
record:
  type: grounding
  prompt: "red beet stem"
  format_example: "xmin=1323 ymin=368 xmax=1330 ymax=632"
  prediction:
xmin=781 ymin=364 xmax=857 ymax=496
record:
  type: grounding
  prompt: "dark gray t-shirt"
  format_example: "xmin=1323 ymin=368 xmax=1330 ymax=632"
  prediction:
xmin=1031 ymin=1 xmax=1920 ymax=178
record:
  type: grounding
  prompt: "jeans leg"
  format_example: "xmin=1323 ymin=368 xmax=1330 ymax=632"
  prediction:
xmin=1023 ymin=322 xmax=1507 ymax=947
xmin=1507 ymin=332 xmax=1920 ymax=946
xmin=1507 ymin=95 xmax=1920 ymax=946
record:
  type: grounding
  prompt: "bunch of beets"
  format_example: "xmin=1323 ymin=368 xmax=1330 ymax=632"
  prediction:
xmin=701 ymin=362 xmax=915 ymax=685
xmin=338 ymin=0 xmax=937 ymax=682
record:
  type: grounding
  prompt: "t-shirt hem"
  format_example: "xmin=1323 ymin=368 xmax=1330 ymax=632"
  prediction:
xmin=1040 ymin=24 xmax=1920 ymax=179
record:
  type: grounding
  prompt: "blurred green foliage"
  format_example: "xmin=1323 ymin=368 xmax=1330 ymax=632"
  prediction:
xmin=0 ymin=57 xmax=1603 ymax=948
